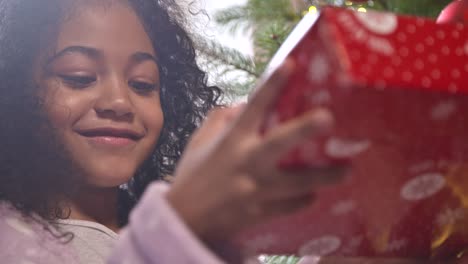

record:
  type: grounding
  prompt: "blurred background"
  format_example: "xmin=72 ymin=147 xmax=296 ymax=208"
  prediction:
xmin=193 ymin=0 xmax=452 ymax=103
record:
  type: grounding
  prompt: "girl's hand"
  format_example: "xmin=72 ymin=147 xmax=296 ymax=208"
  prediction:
xmin=166 ymin=60 xmax=346 ymax=244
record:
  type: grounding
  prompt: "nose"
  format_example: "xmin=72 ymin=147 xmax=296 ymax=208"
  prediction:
xmin=94 ymin=77 xmax=134 ymax=119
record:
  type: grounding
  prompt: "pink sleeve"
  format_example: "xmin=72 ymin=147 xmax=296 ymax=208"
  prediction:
xmin=108 ymin=182 xmax=227 ymax=264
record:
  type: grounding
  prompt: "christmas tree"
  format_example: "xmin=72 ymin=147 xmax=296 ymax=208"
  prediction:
xmin=200 ymin=0 xmax=453 ymax=101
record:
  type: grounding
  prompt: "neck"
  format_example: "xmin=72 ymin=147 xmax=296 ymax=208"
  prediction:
xmin=66 ymin=185 xmax=121 ymax=233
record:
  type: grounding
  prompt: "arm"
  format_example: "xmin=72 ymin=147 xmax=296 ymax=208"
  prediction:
xmin=108 ymin=182 xmax=227 ymax=264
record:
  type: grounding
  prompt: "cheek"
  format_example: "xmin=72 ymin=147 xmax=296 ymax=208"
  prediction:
xmin=142 ymin=102 xmax=165 ymax=146
xmin=149 ymin=108 xmax=165 ymax=143
xmin=43 ymin=90 xmax=88 ymax=129
xmin=45 ymin=104 xmax=72 ymax=129
xmin=41 ymin=85 xmax=72 ymax=128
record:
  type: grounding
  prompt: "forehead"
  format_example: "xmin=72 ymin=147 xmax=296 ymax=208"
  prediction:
xmin=55 ymin=1 xmax=155 ymax=56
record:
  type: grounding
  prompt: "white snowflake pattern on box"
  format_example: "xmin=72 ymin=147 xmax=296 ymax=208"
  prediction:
xmin=341 ymin=235 xmax=364 ymax=254
xmin=245 ymin=234 xmax=279 ymax=252
xmin=308 ymin=54 xmax=330 ymax=83
xmin=400 ymin=172 xmax=446 ymax=201
xmin=437 ymin=207 xmax=465 ymax=227
xmin=325 ymin=138 xmax=371 ymax=159
xmin=331 ymin=200 xmax=357 ymax=216
xmin=355 ymin=11 xmax=398 ymax=35
xmin=431 ymin=100 xmax=457 ymax=121
xmin=298 ymin=235 xmax=341 ymax=257
xmin=385 ymin=238 xmax=408 ymax=252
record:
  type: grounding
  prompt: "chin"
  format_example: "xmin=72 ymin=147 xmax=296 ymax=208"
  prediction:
xmin=84 ymin=169 xmax=135 ymax=188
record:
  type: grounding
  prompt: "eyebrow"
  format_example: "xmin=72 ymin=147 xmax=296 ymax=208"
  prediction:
xmin=47 ymin=46 xmax=102 ymax=64
xmin=130 ymin=52 xmax=158 ymax=65
xmin=47 ymin=46 xmax=158 ymax=66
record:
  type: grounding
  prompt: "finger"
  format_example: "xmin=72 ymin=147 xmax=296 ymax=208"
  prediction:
xmin=255 ymin=166 xmax=348 ymax=200
xmin=223 ymin=103 xmax=246 ymax=123
xmin=235 ymin=59 xmax=295 ymax=130
xmin=260 ymin=193 xmax=315 ymax=220
xmin=254 ymin=108 xmax=333 ymax=164
xmin=205 ymin=105 xmax=244 ymax=125
xmin=189 ymin=105 xmax=245 ymax=148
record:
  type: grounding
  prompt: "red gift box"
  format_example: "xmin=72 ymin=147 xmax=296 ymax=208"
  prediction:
xmin=236 ymin=7 xmax=468 ymax=259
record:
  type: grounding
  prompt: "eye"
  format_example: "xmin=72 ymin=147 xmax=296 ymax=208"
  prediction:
xmin=129 ymin=80 xmax=158 ymax=94
xmin=58 ymin=74 xmax=96 ymax=89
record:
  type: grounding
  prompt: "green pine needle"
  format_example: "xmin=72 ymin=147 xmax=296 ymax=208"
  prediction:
xmin=214 ymin=5 xmax=251 ymax=35
xmin=196 ymin=38 xmax=259 ymax=77
xmin=262 ymin=255 xmax=301 ymax=264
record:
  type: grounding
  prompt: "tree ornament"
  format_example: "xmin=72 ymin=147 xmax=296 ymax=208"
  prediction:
xmin=436 ymin=0 xmax=468 ymax=24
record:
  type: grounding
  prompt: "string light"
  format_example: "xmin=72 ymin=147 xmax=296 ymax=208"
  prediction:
xmin=357 ymin=7 xmax=367 ymax=12
xmin=308 ymin=5 xmax=318 ymax=13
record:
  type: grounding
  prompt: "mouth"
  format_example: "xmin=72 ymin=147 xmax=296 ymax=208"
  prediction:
xmin=76 ymin=127 xmax=143 ymax=146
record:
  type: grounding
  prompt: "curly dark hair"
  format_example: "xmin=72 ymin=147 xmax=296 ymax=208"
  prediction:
xmin=0 ymin=0 xmax=222 ymax=226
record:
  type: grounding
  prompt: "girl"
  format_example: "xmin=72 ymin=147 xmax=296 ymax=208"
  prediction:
xmin=0 ymin=0 xmax=344 ymax=263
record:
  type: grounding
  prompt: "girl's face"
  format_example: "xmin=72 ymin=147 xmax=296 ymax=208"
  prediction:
xmin=38 ymin=3 xmax=164 ymax=187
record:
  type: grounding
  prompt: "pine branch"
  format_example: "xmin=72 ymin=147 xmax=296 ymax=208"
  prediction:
xmin=214 ymin=0 xmax=299 ymax=36
xmin=213 ymin=5 xmax=251 ymax=35
xmin=196 ymin=38 xmax=260 ymax=78
xmin=374 ymin=0 xmax=390 ymax=10
xmin=247 ymin=0 xmax=296 ymax=22
xmin=388 ymin=0 xmax=452 ymax=18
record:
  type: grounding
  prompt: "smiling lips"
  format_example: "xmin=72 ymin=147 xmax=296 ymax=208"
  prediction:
xmin=76 ymin=127 xmax=143 ymax=147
